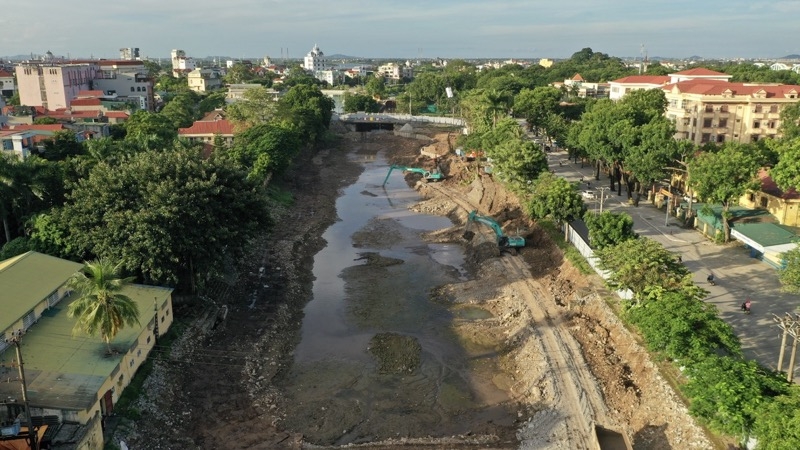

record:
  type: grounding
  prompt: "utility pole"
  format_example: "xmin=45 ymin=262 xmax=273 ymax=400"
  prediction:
xmin=7 ymin=330 xmax=38 ymax=450
xmin=598 ymin=187 xmax=610 ymax=213
xmin=774 ymin=313 xmax=800 ymax=381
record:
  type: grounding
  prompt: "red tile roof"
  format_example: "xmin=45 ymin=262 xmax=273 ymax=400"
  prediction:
xmin=672 ymin=68 xmax=728 ymax=77
xmin=76 ymin=90 xmax=104 ymax=98
xmin=571 ymin=73 xmax=585 ymax=81
xmin=70 ymin=98 xmax=102 ymax=106
xmin=663 ymin=79 xmax=800 ymax=97
xmin=760 ymin=168 xmax=800 ymax=200
xmin=2 ymin=124 xmax=66 ymax=132
xmin=178 ymin=119 xmax=235 ymax=136
xmin=0 ymin=70 xmax=13 ymax=77
xmin=611 ymin=75 xmax=671 ymax=85
xmin=104 ymin=111 xmax=129 ymax=118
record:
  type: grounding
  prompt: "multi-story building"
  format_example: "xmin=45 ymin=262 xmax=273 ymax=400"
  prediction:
xmin=376 ymin=62 xmax=414 ymax=81
xmin=226 ymin=84 xmax=280 ymax=104
xmin=303 ymin=44 xmax=327 ymax=72
xmin=187 ymin=68 xmax=222 ymax=92
xmin=663 ymin=78 xmax=800 ymax=145
xmin=15 ymin=62 xmax=98 ymax=110
xmin=0 ymin=251 xmax=173 ymax=450
xmin=171 ymin=49 xmax=196 ymax=77
xmin=119 ymin=47 xmax=140 ymax=61
xmin=178 ymin=117 xmax=235 ymax=149
xmin=0 ymin=69 xmax=15 ymax=98
xmin=89 ymin=60 xmax=154 ymax=111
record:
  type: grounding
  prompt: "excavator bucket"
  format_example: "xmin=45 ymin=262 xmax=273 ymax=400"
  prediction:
xmin=462 ymin=230 xmax=475 ymax=241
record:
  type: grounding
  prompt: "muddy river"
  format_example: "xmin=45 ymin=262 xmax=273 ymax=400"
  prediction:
xmin=278 ymin=154 xmax=520 ymax=445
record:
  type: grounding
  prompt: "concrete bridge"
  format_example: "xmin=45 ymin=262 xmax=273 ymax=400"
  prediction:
xmin=337 ymin=113 xmax=465 ymax=131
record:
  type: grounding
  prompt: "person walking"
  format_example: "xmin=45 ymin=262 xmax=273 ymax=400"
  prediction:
xmin=742 ymin=298 xmax=752 ymax=314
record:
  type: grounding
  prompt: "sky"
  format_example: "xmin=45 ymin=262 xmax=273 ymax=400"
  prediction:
xmin=2 ymin=0 xmax=799 ymax=61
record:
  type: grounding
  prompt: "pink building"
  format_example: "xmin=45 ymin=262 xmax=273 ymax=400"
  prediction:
xmin=15 ymin=63 xmax=99 ymax=110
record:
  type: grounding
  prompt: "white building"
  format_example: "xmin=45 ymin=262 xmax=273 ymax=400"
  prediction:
xmin=171 ymin=49 xmax=196 ymax=77
xmin=187 ymin=68 xmax=222 ymax=92
xmin=119 ymin=47 xmax=140 ymax=60
xmin=303 ymin=44 xmax=327 ymax=71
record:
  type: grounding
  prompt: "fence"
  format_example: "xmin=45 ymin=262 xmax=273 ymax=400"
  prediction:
xmin=564 ymin=222 xmax=633 ymax=300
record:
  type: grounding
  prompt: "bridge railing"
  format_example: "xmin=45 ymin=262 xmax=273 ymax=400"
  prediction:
xmin=339 ymin=113 xmax=464 ymax=127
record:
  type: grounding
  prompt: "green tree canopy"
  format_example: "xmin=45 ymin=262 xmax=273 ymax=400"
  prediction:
xmin=769 ymin=137 xmax=800 ymax=193
xmin=226 ymin=85 xmax=279 ymax=127
xmin=485 ymin=138 xmax=548 ymax=191
xmin=583 ymin=211 xmax=636 ymax=250
xmin=524 ymin=172 xmax=585 ymax=226
xmin=53 ymin=147 xmax=270 ymax=290
xmin=778 ymin=246 xmax=800 ymax=294
xmin=752 ymin=386 xmax=800 ymax=450
xmin=343 ymin=92 xmax=379 ymax=113
xmin=687 ymin=142 xmax=762 ymax=242
xmin=123 ymin=110 xmax=178 ymax=150
xmin=226 ymin=123 xmax=302 ymax=182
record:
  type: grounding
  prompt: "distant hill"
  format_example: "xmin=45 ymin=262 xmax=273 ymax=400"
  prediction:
xmin=328 ymin=54 xmax=361 ymax=60
xmin=781 ymin=54 xmax=800 ymax=60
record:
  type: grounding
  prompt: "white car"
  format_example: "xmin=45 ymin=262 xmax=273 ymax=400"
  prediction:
xmin=581 ymin=190 xmax=596 ymax=200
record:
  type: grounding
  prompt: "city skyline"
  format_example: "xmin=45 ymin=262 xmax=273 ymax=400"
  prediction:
xmin=2 ymin=0 xmax=799 ymax=61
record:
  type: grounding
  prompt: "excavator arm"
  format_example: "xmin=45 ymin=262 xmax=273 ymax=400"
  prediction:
xmin=382 ymin=164 xmax=443 ymax=186
xmin=464 ymin=210 xmax=525 ymax=248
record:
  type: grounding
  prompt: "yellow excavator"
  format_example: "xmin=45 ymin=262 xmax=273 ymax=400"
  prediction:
xmin=382 ymin=164 xmax=444 ymax=186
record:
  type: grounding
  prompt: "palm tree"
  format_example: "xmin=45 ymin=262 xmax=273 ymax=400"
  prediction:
xmin=67 ymin=259 xmax=140 ymax=354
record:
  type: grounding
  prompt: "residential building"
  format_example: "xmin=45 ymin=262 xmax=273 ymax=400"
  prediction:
xmin=0 ymin=129 xmax=36 ymax=159
xmin=0 ymin=251 xmax=173 ymax=450
xmin=610 ymin=68 xmax=733 ymax=101
xmin=303 ymin=44 xmax=327 ymax=72
xmin=376 ymin=62 xmax=413 ymax=81
xmin=739 ymin=169 xmax=800 ymax=227
xmin=562 ymin=73 xmax=609 ymax=98
xmin=15 ymin=62 xmax=98 ymax=109
xmin=178 ymin=117 xmax=235 ymax=150
xmin=119 ymin=47 xmax=140 ymax=61
xmin=663 ymin=79 xmax=800 ymax=145
xmin=187 ymin=68 xmax=222 ymax=92
xmin=0 ymin=69 xmax=15 ymax=97
xmin=171 ymin=49 xmax=196 ymax=77
xmin=539 ymin=58 xmax=554 ymax=68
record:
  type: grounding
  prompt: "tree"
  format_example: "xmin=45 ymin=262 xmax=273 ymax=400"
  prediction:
xmin=524 ymin=172 xmax=585 ymax=228
xmin=779 ymin=104 xmax=800 ymax=140
xmin=226 ymin=122 xmax=302 ymax=181
xmin=625 ymin=291 xmax=740 ymax=363
xmin=123 ymin=111 xmax=178 ymax=150
xmin=513 ymin=87 xmax=562 ymax=133
xmin=769 ymin=137 xmax=800 ymax=193
xmin=683 ymin=356 xmax=788 ymax=437
xmin=595 ymin=237 xmax=691 ymax=303
xmin=752 ymin=386 xmax=800 ymax=450
xmin=226 ymin=85 xmax=278 ymax=127
xmin=67 ymin=258 xmax=141 ymax=353
xmin=57 ymin=146 xmax=270 ymax=290
xmin=687 ymin=143 xmax=761 ymax=242
xmin=159 ymin=91 xmax=199 ymax=129
xmin=39 ymin=130 xmax=84 ymax=161
xmin=583 ymin=211 xmax=635 ymax=250
xmin=224 ymin=62 xmax=255 ymax=84
xmin=274 ymin=84 xmax=334 ymax=143
xmin=485 ymin=138 xmax=548 ymax=191
xmin=343 ymin=93 xmax=379 ymax=113
xmin=778 ymin=247 xmax=800 ymax=293
xmin=365 ymin=76 xmax=386 ymax=99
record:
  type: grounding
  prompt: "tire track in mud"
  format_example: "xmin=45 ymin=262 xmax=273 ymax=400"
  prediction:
xmin=422 ymin=181 xmax=611 ymax=449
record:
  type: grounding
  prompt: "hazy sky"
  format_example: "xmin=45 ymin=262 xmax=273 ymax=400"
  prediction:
xmin=2 ymin=0 xmax=799 ymax=61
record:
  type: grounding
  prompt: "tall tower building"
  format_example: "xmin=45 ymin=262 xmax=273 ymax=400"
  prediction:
xmin=303 ymin=44 xmax=326 ymax=71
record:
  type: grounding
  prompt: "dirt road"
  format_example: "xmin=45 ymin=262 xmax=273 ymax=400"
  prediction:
xmin=120 ymin=126 xmax=716 ymax=449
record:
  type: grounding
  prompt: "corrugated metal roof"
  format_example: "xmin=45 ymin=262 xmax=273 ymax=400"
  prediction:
xmin=0 ymin=284 xmax=173 ymax=411
xmin=0 ymin=252 xmax=83 ymax=333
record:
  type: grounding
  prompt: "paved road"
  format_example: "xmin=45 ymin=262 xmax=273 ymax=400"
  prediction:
xmin=546 ymin=149 xmax=800 ymax=383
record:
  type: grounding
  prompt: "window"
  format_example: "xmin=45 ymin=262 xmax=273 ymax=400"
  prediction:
xmin=717 ymin=134 xmax=725 ymax=143
xmin=701 ymin=133 xmax=710 ymax=143
xmin=161 ymin=315 xmax=165 ymax=322
xmin=129 ymin=359 xmax=135 ymax=367
xmin=719 ymin=118 xmax=728 ymax=128
xmin=754 ymin=121 xmax=761 ymax=128
xmin=720 ymin=105 xmax=729 ymax=113
xmin=769 ymin=121 xmax=776 ymax=129
xmin=147 ymin=335 xmax=151 ymax=344
xmin=130 ymin=87 xmax=135 ymax=92
xmin=770 ymin=105 xmax=778 ymax=113
xmin=760 ymin=197 xmax=768 ymax=208
xmin=749 ymin=193 xmax=755 ymax=202
xmin=705 ymin=105 xmax=713 ymax=113
xmin=752 ymin=135 xmax=760 ymax=142
xmin=703 ymin=118 xmax=712 ymax=128
xmin=755 ymin=105 xmax=763 ymax=113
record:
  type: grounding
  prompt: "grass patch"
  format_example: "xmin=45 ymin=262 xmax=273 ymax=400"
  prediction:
xmin=266 ymin=185 xmax=294 ymax=207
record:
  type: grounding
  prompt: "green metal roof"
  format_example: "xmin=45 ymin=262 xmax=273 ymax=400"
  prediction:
xmin=0 ymin=284 xmax=173 ymax=411
xmin=0 ymin=251 xmax=84 ymax=333
xmin=731 ymin=222 xmax=800 ymax=247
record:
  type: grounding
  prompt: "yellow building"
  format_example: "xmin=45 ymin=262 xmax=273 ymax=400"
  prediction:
xmin=662 ymin=74 xmax=800 ymax=145
xmin=739 ymin=169 xmax=800 ymax=227
xmin=0 ymin=252 xmax=173 ymax=450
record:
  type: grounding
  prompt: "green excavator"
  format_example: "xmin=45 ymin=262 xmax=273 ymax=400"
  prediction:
xmin=382 ymin=164 xmax=444 ymax=186
xmin=463 ymin=210 xmax=526 ymax=249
